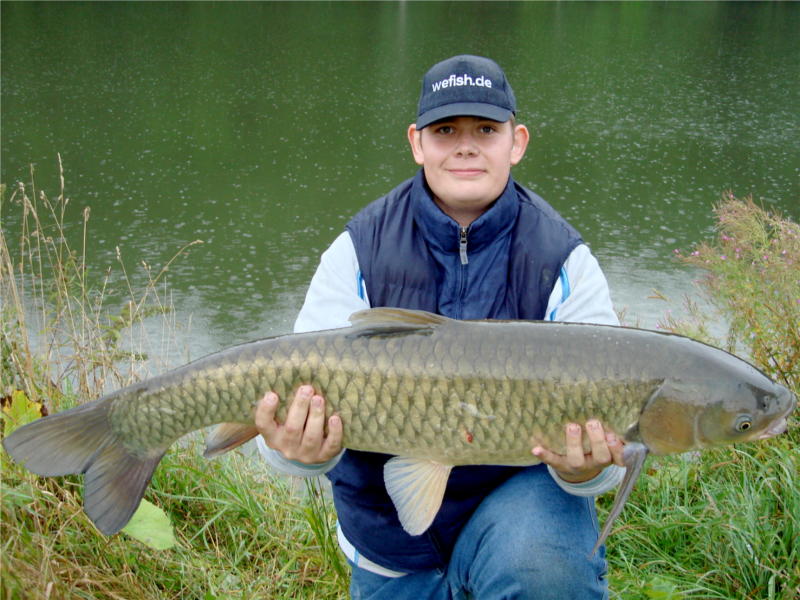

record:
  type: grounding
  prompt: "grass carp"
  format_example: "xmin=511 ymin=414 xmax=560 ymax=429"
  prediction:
xmin=3 ymin=308 xmax=794 ymax=552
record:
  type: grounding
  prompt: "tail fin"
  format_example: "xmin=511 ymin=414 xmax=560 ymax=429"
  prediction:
xmin=2 ymin=398 xmax=166 ymax=535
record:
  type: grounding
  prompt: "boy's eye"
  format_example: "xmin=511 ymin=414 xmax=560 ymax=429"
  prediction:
xmin=479 ymin=125 xmax=497 ymax=134
xmin=435 ymin=125 xmax=454 ymax=135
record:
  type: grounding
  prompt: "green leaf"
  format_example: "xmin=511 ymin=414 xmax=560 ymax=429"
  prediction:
xmin=121 ymin=498 xmax=177 ymax=550
xmin=2 ymin=390 xmax=44 ymax=436
xmin=644 ymin=576 xmax=682 ymax=599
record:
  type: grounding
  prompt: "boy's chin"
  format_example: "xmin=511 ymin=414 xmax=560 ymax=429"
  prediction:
xmin=439 ymin=186 xmax=501 ymax=208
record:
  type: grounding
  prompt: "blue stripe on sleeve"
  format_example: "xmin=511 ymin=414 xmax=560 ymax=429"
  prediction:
xmin=548 ymin=266 xmax=571 ymax=321
xmin=357 ymin=270 xmax=365 ymax=300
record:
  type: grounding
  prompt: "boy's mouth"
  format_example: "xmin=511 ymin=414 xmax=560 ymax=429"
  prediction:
xmin=447 ymin=168 xmax=485 ymax=177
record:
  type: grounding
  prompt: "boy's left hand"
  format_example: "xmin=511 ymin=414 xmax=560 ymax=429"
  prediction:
xmin=532 ymin=420 xmax=625 ymax=483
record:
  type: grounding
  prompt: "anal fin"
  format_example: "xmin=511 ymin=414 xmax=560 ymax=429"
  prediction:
xmin=204 ymin=423 xmax=259 ymax=458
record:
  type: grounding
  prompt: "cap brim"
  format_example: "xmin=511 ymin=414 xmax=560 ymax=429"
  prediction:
xmin=416 ymin=102 xmax=513 ymax=129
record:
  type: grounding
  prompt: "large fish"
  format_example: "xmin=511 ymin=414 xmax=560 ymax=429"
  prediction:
xmin=3 ymin=308 xmax=794 ymax=553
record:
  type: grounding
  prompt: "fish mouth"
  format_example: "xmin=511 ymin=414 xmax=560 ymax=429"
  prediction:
xmin=758 ymin=417 xmax=788 ymax=440
xmin=758 ymin=400 xmax=795 ymax=440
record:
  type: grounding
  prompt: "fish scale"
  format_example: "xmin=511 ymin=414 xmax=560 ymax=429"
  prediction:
xmin=3 ymin=307 xmax=793 ymax=541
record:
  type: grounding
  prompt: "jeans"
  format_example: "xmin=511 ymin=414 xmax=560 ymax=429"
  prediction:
xmin=349 ymin=465 xmax=608 ymax=600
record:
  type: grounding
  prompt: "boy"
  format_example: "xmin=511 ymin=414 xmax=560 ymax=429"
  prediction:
xmin=256 ymin=55 xmax=624 ymax=599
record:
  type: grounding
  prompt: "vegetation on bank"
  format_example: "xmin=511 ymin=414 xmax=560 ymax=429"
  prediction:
xmin=609 ymin=194 xmax=799 ymax=599
xmin=1 ymin=168 xmax=798 ymax=599
xmin=666 ymin=193 xmax=798 ymax=391
xmin=0 ymin=164 xmax=347 ymax=599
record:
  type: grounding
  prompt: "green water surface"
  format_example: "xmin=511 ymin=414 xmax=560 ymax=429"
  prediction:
xmin=2 ymin=1 xmax=798 ymax=358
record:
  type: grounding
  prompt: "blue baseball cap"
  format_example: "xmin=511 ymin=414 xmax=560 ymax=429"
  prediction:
xmin=416 ymin=55 xmax=516 ymax=129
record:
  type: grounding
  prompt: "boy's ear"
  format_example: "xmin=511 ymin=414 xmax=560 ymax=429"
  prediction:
xmin=408 ymin=124 xmax=425 ymax=165
xmin=510 ymin=124 xmax=530 ymax=166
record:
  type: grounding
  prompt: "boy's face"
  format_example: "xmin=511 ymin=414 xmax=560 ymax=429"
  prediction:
xmin=407 ymin=116 xmax=529 ymax=226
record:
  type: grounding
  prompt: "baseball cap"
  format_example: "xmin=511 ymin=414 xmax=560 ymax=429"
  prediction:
xmin=416 ymin=55 xmax=516 ymax=129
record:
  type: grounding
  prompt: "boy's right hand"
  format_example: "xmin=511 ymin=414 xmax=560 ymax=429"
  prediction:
xmin=255 ymin=385 xmax=343 ymax=464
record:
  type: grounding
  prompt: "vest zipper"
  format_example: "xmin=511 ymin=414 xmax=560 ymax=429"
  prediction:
xmin=459 ymin=227 xmax=469 ymax=265
xmin=455 ymin=226 xmax=469 ymax=319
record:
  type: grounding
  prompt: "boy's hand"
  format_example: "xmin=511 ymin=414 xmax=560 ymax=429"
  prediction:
xmin=255 ymin=385 xmax=343 ymax=464
xmin=532 ymin=420 xmax=625 ymax=483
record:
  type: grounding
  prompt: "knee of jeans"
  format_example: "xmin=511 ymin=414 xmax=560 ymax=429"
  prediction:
xmin=470 ymin=513 xmax=608 ymax=596
xmin=500 ymin=534 xmax=604 ymax=577
xmin=473 ymin=544 xmax=607 ymax=600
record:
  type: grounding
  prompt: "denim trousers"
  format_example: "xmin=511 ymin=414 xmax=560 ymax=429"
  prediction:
xmin=349 ymin=465 xmax=608 ymax=600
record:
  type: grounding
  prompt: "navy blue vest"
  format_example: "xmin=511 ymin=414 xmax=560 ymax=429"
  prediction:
xmin=330 ymin=170 xmax=582 ymax=572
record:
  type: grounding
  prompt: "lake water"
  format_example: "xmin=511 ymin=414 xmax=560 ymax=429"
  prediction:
xmin=2 ymin=2 xmax=798 ymax=364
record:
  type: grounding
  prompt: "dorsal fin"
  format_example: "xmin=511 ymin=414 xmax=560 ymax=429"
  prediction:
xmin=348 ymin=308 xmax=450 ymax=328
xmin=347 ymin=309 xmax=451 ymax=341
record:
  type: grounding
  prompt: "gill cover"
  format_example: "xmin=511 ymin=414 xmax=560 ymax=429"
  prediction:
xmin=636 ymin=380 xmax=702 ymax=455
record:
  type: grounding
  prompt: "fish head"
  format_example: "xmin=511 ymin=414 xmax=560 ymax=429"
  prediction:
xmin=694 ymin=380 xmax=795 ymax=448
xmin=638 ymin=374 xmax=795 ymax=455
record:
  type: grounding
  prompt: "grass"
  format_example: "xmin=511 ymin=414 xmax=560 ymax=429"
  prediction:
xmin=1 ymin=160 xmax=347 ymax=599
xmin=1 ymin=157 xmax=201 ymax=405
xmin=1 ymin=167 xmax=798 ymax=599
xmin=605 ymin=436 xmax=799 ymax=599
xmin=2 ymin=438 xmax=347 ymax=599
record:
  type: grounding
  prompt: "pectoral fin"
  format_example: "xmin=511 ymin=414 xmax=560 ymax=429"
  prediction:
xmin=204 ymin=423 xmax=259 ymax=458
xmin=383 ymin=457 xmax=453 ymax=536
xmin=591 ymin=442 xmax=649 ymax=556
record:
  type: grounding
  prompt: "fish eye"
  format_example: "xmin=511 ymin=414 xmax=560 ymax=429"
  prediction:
xmin=735 ymin=415 xmax=753 ymax=432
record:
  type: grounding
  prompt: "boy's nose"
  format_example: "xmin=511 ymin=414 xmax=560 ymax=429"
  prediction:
xmin=454 ymin=133 xmax=479 ymax=157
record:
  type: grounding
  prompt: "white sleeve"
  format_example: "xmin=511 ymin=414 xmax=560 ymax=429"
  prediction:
xmin=258 ymin=231 xmax=366 ymax=478
xmin=293 ymin=232 xmax=370 ymax=334
xmin=547 ymin=464 xmax=626 ymax=497
xmin=545 ymin=244 xmax=618 ymax=325
xmin=256 ymin=435 xmax=344 ymax=477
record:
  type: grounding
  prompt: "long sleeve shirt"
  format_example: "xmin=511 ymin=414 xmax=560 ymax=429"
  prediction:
xmin=257 ymin=231 xmax=625 ymax=497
